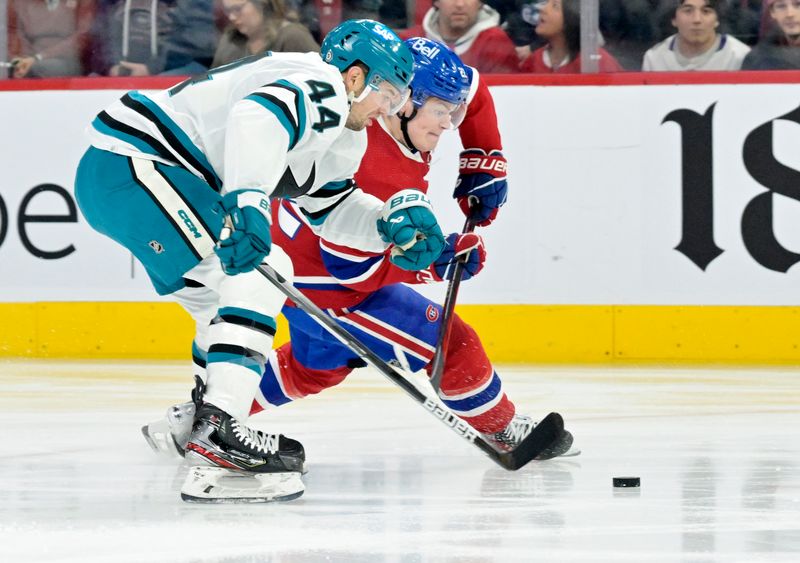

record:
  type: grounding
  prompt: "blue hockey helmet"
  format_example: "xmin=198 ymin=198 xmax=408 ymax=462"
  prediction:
xmin=404 ymin=37 xmax=471 ymax=109
xmin=321 ymin=19 xmax=414 ymax=111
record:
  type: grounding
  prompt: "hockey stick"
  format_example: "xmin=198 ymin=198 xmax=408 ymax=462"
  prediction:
xmin=429 ymin=215 xmax=477 ymax=393
xmin=253 ymin=260 xmax=565 ymax=471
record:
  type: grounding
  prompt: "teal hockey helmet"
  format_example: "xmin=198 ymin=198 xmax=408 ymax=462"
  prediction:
xmin=321 ymin=19 xmax=414 ymax=114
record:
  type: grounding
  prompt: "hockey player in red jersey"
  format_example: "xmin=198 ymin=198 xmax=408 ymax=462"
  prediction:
xmin=251 ymin=37 xmax=573 ymax=456
xmin=144 ymin=37 xmax=573 ymax=460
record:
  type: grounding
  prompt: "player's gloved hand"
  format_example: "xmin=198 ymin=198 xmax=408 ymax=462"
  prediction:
xmin=214 ymin=189 xmax=272 ymax=275
xmin=431 ymin=232 xmax=486 ymax=281
xmin=454 ymin=149 xmax=508 ymax=226
xmin=377 ymin=189 xmax=445 ymax=271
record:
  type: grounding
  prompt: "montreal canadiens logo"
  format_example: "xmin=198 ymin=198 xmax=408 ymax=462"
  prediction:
xmin=426 ymin=305 xmax=439 ymax=322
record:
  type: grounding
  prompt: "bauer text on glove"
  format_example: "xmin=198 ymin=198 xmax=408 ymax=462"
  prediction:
xmin=454 ymin=149 xmax=508 ymax=226
xmin=376 ymin=189 xmax=445 ymax=271
xmin=214 ymin=189 xmax=272 ymax=275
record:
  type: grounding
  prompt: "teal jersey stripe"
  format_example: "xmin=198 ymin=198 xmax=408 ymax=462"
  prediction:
xmin=320 ymin=180 xmax=349 ymax=191
xmin=127 ymin=91 xmax=222 ymax=188
xmin=207 ymin=351 xmax=263 ymax=375
xmin=274 ymin=79 xmax=307 ymax=147
xmin=244 ymin=93 xmax=297 ymax=147
xmin=217 ymin=307 xmax=277 ymax=332
xmin=191 ymin=340 xmax=208 ymax=362
xmin=300 ymin=208 xmax=330 ymax=226
xmin=91 ymin=116 xmax=162 ymax=158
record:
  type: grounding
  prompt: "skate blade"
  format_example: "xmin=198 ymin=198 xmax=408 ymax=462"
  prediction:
xmin=141 ymin=422 xmax=184 ymax=458
xmin=180 ymin=466 xmax=305 ymax=504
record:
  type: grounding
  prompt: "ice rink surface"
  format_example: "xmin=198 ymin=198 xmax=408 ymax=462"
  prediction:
xmin=1 ymin=360 xmax=798 ymax=563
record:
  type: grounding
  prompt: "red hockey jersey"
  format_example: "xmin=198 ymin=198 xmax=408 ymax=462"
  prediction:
xmin=271 ymin=74 xmax=503 ymax=310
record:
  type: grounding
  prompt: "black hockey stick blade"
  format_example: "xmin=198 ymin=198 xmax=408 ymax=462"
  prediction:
xmin=496 ymin=412 xmax=565 ymax=471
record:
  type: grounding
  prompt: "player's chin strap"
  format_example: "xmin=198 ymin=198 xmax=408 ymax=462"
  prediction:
xmin=399 ymin=106 xmax=420 ymax=153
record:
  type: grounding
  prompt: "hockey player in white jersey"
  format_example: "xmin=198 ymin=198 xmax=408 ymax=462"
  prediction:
xmin=74 ymin=20 xmax=443 ymax=502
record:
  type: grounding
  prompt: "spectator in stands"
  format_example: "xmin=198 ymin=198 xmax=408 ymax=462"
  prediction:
xmin=90 ymin=0 xmax=174 ymax=76
xmin=160 ymin=0 xmax=221 ymax=75
xmin=212 ymin=0 xmax=318 ymax=67
xmin=598 ymin=0 xmax=659 ymax=70
xmin=643 ymin=0 xmax=751 ymax=70
xmin=8 ymin=0 xmax=95 ymax=78
xmin=520 ymin=0 xmax=623 ymax=72
xmin=722 ymin=0 xmax=762 ymax=46
xmin=741 ymin=0 xmax=800 ymax=68
xmin=343 ymin=0 xmax=382 ymax=20
xmin=505 ymin=0 xmax=546 ymax=63
xmin=398 ymin=0 xmax=520 ymax=73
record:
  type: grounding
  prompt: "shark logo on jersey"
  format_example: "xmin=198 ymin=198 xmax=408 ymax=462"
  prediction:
xmin=177 ymin=210 xmax=202 ymax=239
xmin=149 ymin=240 xmax=164 ymax=254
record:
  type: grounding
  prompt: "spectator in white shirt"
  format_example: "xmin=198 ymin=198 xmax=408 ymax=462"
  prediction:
xmin=643 ymin=0 xmax=751 ymax=70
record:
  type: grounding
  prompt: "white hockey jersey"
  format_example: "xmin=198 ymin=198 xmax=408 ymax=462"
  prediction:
xmin=87 ymin=51 xmax=389 ymax=252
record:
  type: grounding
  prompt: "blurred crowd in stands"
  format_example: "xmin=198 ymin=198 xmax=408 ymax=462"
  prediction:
xmin=4 ymin=0 xmax=799 ymax=78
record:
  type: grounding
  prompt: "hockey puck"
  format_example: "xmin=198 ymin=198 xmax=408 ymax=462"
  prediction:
xmin=613 ymin=476 xmax=640 ymax=488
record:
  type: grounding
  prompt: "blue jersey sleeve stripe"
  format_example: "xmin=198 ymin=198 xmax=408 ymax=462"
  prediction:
xmin=293 ymin=281 xmax=349 ymax=291
xmin=124 ymin=92 xmax=222 ymax=191
xmin=245 ymin=92 xmax=298 ymax=148
xmin=322 ymin=251 xmax=384 ymax=282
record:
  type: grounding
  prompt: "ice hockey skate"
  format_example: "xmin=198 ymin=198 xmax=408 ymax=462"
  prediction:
xmin=181 ymin=401 xmax=306 ymax=503
xmin=485 ymin=414 xmax=580 ymax=459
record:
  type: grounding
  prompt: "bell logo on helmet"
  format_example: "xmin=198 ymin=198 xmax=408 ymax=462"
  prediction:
xmin=325 ymin=50 xmax=333 ymax=62
xmin=408 ymin=38 xmax=441 ymax=60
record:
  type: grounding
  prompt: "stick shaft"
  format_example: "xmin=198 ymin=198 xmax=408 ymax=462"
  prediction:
xmin=252 ymin=262 xmax=540 ymax=470
xmin=429 ymin=217 xmax=476 ymax=392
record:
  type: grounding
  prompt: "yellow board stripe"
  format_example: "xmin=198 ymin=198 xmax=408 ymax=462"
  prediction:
xmin=2 ymin=303 xmax=800 ymax=364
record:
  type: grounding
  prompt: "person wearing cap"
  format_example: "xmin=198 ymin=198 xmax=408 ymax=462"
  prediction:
xmin=741 ymin=0 xmax=800 ymax=68
xmin=643 ymin=0 xmax=751 ymax=71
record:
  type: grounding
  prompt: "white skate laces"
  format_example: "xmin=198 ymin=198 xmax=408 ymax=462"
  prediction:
xmin=491 ymin=414 xmax=537 ymax=447
xmin=230 ymin=419 xmax=280 ymax=454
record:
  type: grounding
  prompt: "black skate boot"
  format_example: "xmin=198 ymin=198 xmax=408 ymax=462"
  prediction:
xmin=485 ymin=414 xmax=578 ymax=460
xmin=185 ymin=403 xmax=305 ymax=473
xmin=184 ymin=376 xmax=305 ymax=474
